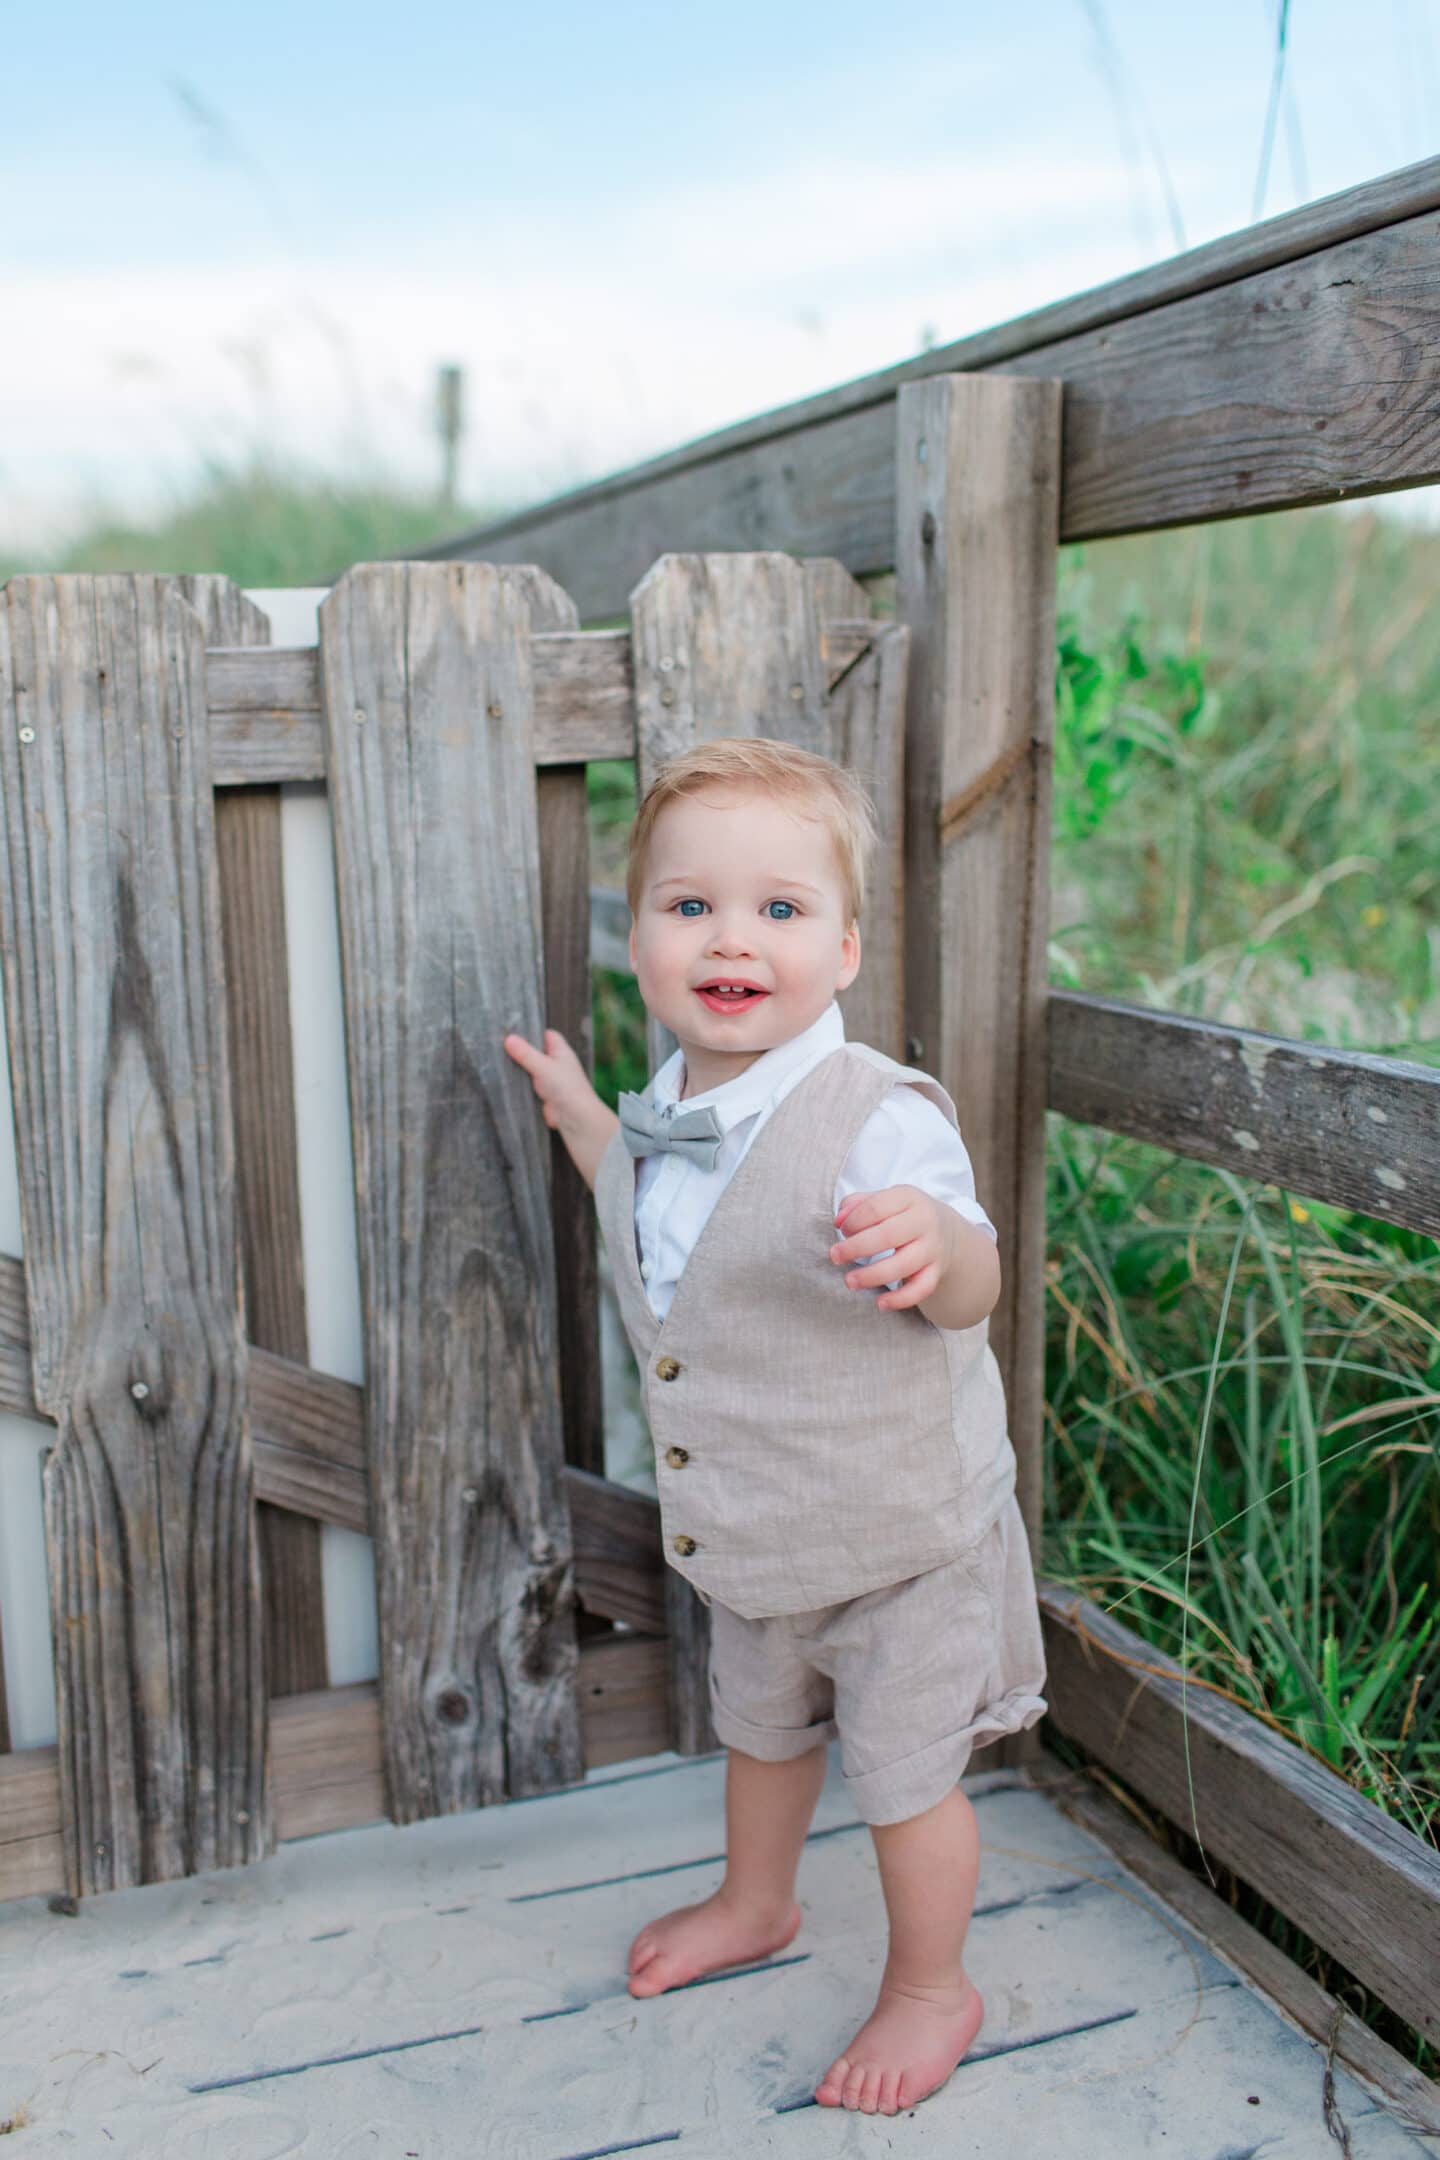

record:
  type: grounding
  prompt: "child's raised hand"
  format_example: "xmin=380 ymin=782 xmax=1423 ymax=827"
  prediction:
xmin=828 ymin=1185 xmax=951 ymax=1312
xmin=502 ymin=1027 xmax=596 ymax=1131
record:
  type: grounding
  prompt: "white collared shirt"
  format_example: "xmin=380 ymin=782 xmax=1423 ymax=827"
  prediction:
xmin=633 ymin=1000 xmax=996 ymax=1322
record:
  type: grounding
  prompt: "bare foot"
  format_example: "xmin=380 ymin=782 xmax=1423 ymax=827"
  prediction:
xmin=815 ymin=1974 xmax=984 ymax=2114
xmin=627 ymin=1889 xmax=802 ymax=1998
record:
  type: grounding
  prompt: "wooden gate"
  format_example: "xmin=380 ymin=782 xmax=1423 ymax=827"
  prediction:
xmin=0 ymin=542 xmax=957 ymax=1901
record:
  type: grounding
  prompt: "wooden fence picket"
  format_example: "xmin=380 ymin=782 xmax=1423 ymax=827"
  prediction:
xmin=317 ymin=562 xmax=586 ymax=1823
xmin=625 ymin=551 xmax=911 ymax=1752
xmin=0 ymin=575 xmax=268 ymax=1894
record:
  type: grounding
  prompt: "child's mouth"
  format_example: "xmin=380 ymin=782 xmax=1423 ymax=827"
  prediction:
xmin=695 ymin=985 xmax=768 ymax=1014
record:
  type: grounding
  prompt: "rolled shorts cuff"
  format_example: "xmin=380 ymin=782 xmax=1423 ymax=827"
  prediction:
xmin=707 ymin=1691 xmax=838 ymax=1763
xmin=842 ymin=1685 xmax=1050 ymax=1827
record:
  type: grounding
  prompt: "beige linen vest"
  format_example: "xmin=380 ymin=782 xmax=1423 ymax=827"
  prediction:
xmin=594 ymin=1041 xmax=1017 ymax=1619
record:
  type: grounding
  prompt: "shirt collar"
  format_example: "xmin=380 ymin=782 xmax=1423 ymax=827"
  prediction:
xmin=650 ymin=1000 xmax=846 ymax=1132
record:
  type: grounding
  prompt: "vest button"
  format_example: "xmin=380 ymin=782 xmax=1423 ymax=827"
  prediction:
xmin=665 ymin=1445 xmax=690 ymax=1467
xmin=673 ymin=1535 xmax=698 ymax=1556
xmin=655 ymin=1355 xmax=681 ymax=1380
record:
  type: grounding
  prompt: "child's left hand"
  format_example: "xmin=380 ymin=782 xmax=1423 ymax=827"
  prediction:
xmin=828 ymin=1185 xmax=955 ymax=1312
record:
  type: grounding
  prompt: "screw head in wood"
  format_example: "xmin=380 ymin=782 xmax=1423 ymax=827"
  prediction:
xmin=19 ymin=727 xmax=34 ymax=743
xmin=130 ymin=1381 xmax=149 ymax=1400
xmin=488 ymin=702 xmax=504 ymax=719
xmin=462 ymin=1486 xmax=479 ymax=1505
xmin=353 ymin=707 xmax=367 ymax=726
xmin=659 ymin=657 xmax=674 ymax=672
xmin=790 ymin=684 xmax=804 ymax=701
xmin=234 ymin=1808 xmax=250 ymax=1825
xmin=659 ymin=688 xmax=676 ymax=707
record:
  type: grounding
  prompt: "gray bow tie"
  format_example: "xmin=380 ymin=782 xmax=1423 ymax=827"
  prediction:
xmin=618 ymin=1089 xmax=725 ymax=1171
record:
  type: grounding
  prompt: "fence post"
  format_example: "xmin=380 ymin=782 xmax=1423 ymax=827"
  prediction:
xmin=894 ymin=377 xmax=1062 ymax=1767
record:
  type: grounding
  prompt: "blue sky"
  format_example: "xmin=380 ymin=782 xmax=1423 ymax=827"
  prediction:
xmin=5 ymin=0 xmax=1439 ymax=546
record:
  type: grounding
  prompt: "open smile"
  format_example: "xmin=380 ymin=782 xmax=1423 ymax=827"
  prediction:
xmin=694 ymin=983 xmax=770 ymax=1013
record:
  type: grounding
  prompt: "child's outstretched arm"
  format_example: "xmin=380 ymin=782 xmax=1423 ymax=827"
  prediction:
xmin=503 ymin=1029 xmax=620 ymax=1194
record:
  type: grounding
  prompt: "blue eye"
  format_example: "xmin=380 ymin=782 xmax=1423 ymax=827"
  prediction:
xmin=671 ymin=898 xmax=800 ymax=920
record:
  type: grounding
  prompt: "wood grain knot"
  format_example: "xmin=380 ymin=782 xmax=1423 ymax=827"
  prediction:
xmin=436 ymin=1689 xmax=470 ymax=1725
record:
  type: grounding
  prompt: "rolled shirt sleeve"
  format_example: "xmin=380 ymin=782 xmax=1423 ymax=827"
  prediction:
xmin=834 ymin=1084 xmax=997 ymax=1293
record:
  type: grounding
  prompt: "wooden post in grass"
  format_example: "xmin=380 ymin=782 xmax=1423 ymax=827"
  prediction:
xmin=895 ymin=376 xmax=1063 ymax=1769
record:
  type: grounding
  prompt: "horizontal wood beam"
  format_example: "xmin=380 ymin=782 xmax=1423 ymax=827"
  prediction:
xmin=406 ymin=169 xmax=1440 ymax=615
xmin=1047 ymin=990 xmax=1440 ymax=1236
xmin=0 ymin=1634 xmax=673 ymax=1904
xmin=205 ymin=619 xmax=878 ymax=782
xmin=421 ymin=155 xmax=1440 ymax=565
xmin=1036 ymin=1580 xmax=1440 ymax=2048
xmin=0 ymin=1253 xmax=669 ymax=1636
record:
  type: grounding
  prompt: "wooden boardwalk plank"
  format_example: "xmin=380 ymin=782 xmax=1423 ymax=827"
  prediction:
xmin=0 ymin=1756 xmax=1429 ymax=2157
xmin=0 ymin=575 xmax=267 ymax=1896
xmin=317 ymin=563 xmax=586 ymax=1824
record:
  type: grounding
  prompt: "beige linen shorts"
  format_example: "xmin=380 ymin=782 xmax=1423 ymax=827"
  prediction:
xmin=704 ymin=1491 xmax=1048 ymax=1827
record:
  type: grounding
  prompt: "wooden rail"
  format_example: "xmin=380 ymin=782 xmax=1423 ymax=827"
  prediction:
xmin=204 ymin=622 xmax=880 ymax=781
xmin=1039 ymin=1586 xmax=1440 ymax=2049
xmin=1048 ymin=991 xmax=1440 ymax=1237
xmin=0 ymin=1639 xmax=672 ymax=1905
xmin=407 ymin=156 xmax=1440 ymax=616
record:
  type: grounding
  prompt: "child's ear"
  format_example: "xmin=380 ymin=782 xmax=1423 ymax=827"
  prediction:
xmin=843 ymin=919 xmax=862 ymax=978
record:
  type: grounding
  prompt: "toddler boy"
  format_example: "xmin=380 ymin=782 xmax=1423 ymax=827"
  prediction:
xmin=503 ymin=736 xmax=1047 ymax=2116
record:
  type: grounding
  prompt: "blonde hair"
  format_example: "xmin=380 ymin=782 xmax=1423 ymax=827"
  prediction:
xmin=624 ymin=736 xmax=879 ymax=928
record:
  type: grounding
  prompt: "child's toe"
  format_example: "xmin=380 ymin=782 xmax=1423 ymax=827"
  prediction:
xmin=841 ymin=2061 xmax=869 ymax=2108
xmin=814 ymin=2055 xmax=849 ymax=2105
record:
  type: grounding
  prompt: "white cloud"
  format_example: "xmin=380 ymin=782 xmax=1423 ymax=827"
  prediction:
xmin=0 ymin=140 xmax=1210 ymax=552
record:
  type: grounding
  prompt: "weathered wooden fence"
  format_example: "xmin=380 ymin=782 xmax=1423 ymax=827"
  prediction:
xmin=417 ymin=150 xmax=1440 ymax=2055
xmin=0 ymin=550 xmax=920 ymax=1891
xmin=1 ymin=151 xmax=1438 ymax=2104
